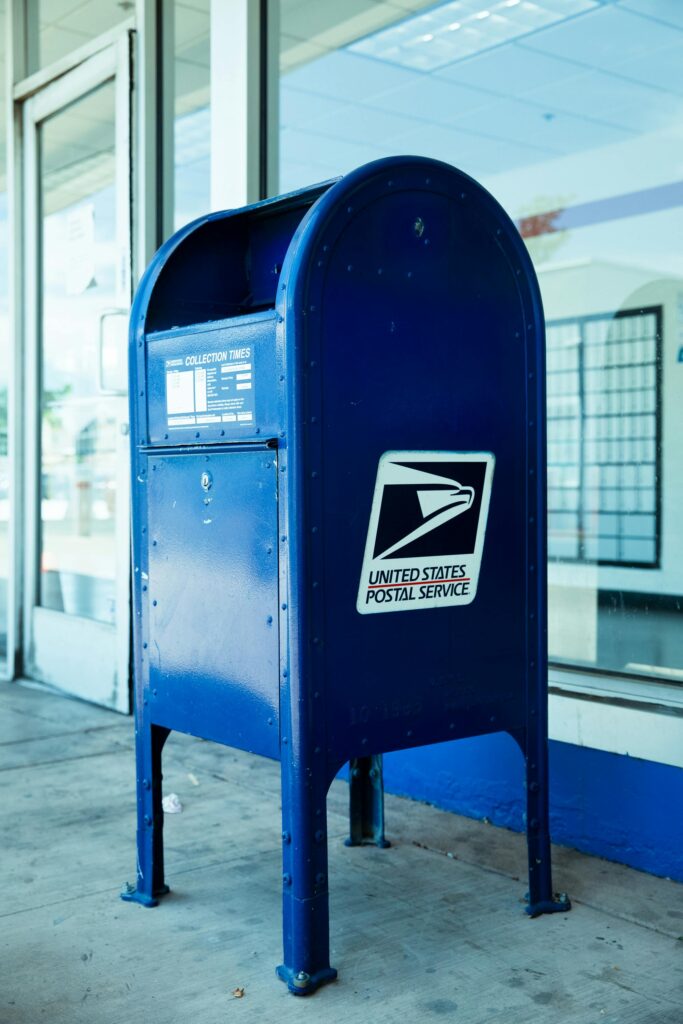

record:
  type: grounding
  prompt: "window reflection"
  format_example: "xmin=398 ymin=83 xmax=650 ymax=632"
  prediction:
xmin=278 ymin=0 xmax=683 ymax=682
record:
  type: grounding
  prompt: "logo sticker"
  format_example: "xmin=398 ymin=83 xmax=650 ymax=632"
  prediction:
xmin=357 ymin=451 xmax=495 ymax=615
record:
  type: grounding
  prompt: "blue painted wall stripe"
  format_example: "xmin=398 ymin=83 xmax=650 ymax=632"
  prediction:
xmin=382 ymin=735 xmax=683 ymax=883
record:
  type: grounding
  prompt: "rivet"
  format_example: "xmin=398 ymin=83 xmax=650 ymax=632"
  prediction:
xmin=143 ymin=642 xmax=148 ymax=649
xmin=312 ymin=637 xmax=319 ymax=645
xmin=267 ymin=717 xmax=273 ymax=725
xmin=279 ymin=430 xmax=285 ymax=438
xmin=529 ymin=818 xmax=539 ymax=830
xmin=311 ymin=526 xmax=318 ymax=533
xmin=282 ymin=736 xmax=288 ymax=744
xmin=282 ymin=873 xmax=292 ymax=886
xmin=347 ymin=264 xmax=353 ymax=272
xmin=266 ymin=615 xmax=273 ymax=625
xmin=407 ymin=729 xmax=413 ymax=738
xmin=164 ymin=433 xmax=169 ymax=440
xmin=279 ymin=374 xmax=285 ymax=382
xmin=255 ymin=427 xmax=261 ymax=434
xmin=281 ymin=535 xmax=287 ymax=542
xmin=529 ymin=781 xmax=539 ymax=793
xmin=282 ymin=831 xmax=291 ymax=844
xmin=142 ymin=584 xmax=147 ymax=591
xmin=152 ymin=599 xmax=158 ymax=606
xmin=281 ymin=603 xmax=287 ymax=610
xmin=144 ymin=815 xmax=152 ymax=825
xmin=315 ymin=830 xmax=324 ymax=843
xmin=311 ymin=470 xmax=318 ymax=479
xmin=195 ymin=431 xmax=200 ymax=438
xmin=315 ymin=873 xmax=326 ymax=885
xmin=282 ymin=669 xmax=288 ymax=678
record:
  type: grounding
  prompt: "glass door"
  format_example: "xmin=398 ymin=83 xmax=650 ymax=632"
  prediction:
xmin=23 ymin=37 xmax=132 ymax=711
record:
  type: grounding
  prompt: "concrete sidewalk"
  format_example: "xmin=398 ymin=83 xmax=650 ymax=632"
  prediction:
xmin=1 ymin=681 xmax=681 ymax=1024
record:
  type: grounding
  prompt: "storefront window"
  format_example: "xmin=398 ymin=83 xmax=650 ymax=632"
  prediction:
xmin=277 ymin=0 xmax=683 ymax=683
xmin=0 ymin=21 xmax=10 ymax=668
xmin=31 ymin=1 xmax=131 ymax=71
xmin=174 ymin=0 xmax=210 ymax=230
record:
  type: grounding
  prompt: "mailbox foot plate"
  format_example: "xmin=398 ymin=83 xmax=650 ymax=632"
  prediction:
xmin=120 ymin=883 xmax=170 ymax=908
xmin=525 ymin=893 xmax=571 ymax=918
xmin=276 ymin=964 xmax=338 ymax=996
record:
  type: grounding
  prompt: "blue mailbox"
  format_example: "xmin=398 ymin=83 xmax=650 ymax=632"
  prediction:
xmin=123 ymin=156 xmax=570 ymax=994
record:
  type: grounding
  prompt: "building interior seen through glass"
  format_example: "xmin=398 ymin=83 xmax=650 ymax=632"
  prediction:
xmin=39 ymin=83 xmax=121 ymax=626
xmin=174 ymin=0 xmax=210 ymax=230
xmin=0 ymin=3 xmax=9 ymax=668
xmin=32 ymin=0 xmax=132 ymax=71
xmin=279 ymin=0 xmax=683 ymax=683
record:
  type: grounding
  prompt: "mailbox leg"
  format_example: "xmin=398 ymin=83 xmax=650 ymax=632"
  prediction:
xmin=121 ymin=722 xmax=171 ymax=908
xmin=345 ymin=754 xmax=390 ymax=848
xmin=518 ymin=729 xmax=571 ymax=918
xmin=276 ymin=760 xmax=337 ymax=995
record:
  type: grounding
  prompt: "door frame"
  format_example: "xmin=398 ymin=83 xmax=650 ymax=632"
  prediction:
xmin=20 ymin=33 xmax=133 ymax=711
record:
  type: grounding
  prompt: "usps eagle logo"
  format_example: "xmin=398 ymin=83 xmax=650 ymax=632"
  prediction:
xmin=357 ymin=452 xmax=495 ymax=615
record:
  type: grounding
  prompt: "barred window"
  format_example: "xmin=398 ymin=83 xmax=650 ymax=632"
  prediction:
xmin=547 ymin=308 xmax=661 ymax=568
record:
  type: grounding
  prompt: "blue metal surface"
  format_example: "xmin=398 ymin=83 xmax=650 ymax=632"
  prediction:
xmin=125 ymin=155 xmax=569 ymax=995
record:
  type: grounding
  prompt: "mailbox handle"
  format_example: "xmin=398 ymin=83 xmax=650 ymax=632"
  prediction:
xmin=98 ymin=307 xmax=128 ymax=396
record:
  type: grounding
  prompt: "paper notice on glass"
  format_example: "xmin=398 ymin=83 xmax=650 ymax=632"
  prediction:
xmin=66 ymin=203 xmax=97 ymax=295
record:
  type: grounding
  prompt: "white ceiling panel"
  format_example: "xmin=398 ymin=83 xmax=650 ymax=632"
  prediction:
xmin=610 ymin=43 xmax=683 ymax=96
xmin=362 ymin=73 xmax=500 ymax=125
xmin=280 ymin=157 xmax=341 ymax=194
xmin=284 ymin=50 xmax=420 ymax=103
xmin=280 ymin=127 xmax=393 ymax=173
xmin=280 ymin=87 xmax=349 ymax=129
xmin=298 ymin=101 xmax=421 ymax=146
xmin=451 ymin=96 xmax=633 ymax=153
xmin=382 ymin=118 xmax=554 ymax=168
xmin=620 ymin=0 xmax=683 ymax=30
xmin=436 ymin=41 xmax=584 ymax=96
xmin=521 ymin=5 xmax=681 ymax=70
xmin=533 ymin=70 xmax=683 ymax=133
